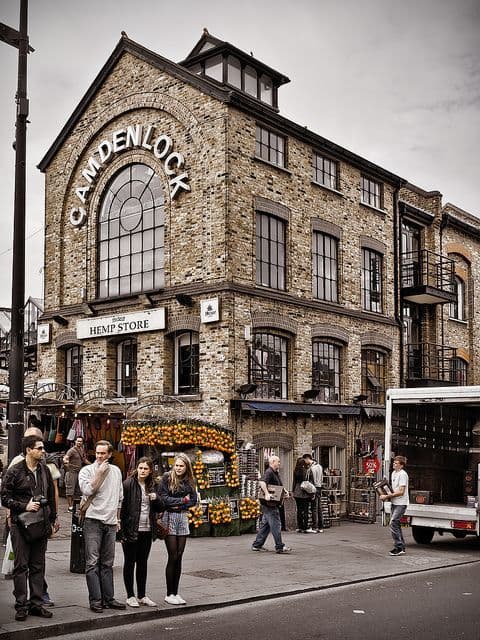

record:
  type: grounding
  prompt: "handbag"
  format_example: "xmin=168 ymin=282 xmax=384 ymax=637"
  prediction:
xmin=258 ymin=484 xmax=286 ymax=505
xmin=16 ymin=508 xmax=51 ymax=543
xmin=155 ymin=514 xmax=169 ymax=540
xmin=300 ymin=479 xmax=317 ymax=495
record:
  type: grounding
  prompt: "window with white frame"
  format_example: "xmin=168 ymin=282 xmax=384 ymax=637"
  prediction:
xmin=362 ymin=248 xmax=383 ymax=313
xmin=255 ymin=125 xmax=286 ymax=168
xmin=312 ymin=153 xmax=338 ymax=190
xmin=65 ymin=346 xmax=82 ymax=396
xmin=116 ymin=338 xmax=137 ymax=397
xmin=174 ymin=331 xmax=199 ymax=395
xmin=312 ymin=231 xmax=338 ymax=302
xmin=361 ymin=175 xmax=382 ymax=209
xmin=449 ymin=276 xmax=466 ymax=321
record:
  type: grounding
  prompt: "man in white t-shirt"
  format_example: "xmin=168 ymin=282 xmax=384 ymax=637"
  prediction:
xmin=380 ymin=455 xmax=409 ymax=556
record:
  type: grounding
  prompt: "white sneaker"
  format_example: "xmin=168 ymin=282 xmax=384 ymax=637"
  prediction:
xmin=126 ymin=596 xmax=140 ymax=608
xmin=174 ymin=594 xmax=186 ymax=605
xmin=138 ymin=596 xmax=157 ymax=607
xmin=164 ymin=595 xmax=180 ymax=605
xmin=306 ymin=528 xmax=317 ymax=533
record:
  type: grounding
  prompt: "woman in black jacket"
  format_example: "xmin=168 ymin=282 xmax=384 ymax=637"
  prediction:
xmin=120 ymin=457 xmax=161 ymax=608
xmin=292 ymin=457 xmax=312 ymax=533
xmin=157 ymin=453 xmax=197 ymax=606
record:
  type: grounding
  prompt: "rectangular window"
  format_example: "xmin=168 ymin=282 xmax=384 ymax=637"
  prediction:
xmin=251 ymin=332 xmax=288 ymax=399
xmin=65 ymin=346 xmax=82 ymax=396
xmin=175 ymin=331 xmax=199 ymax=395
xmin=312 ymin=231 xmax=338 ymax=302
xmin=256 ymin=212 xmax=286 ymax=290
xmin=255 ymin=125 xmax=286 ymax=168
xmin=116 ymin=339 xmax=137 ymax=397
xmin=361 ymin=176 xmax=382 ymax=209
xmin=362 ymin=248 xmax=383 ymax=313
xmin=312 ymin=341 xmax=341 ymax=402
xmin=312 ymin=154 xmax=338 ymax=190
xmin=361 ymin=349 xmax=386 ymax=404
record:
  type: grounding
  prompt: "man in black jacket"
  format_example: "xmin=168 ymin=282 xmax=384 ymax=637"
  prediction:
xmin=251 ymin=455 xmax=292 ymax=554
xmin=1 ymin=435 xmax=56 ymax=621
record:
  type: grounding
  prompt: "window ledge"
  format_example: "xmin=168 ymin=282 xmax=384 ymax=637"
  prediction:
xmin=360 ymin=201 xmax=386 ymax=215
xmin=448 ymin=317 xmax=468 ymax=325
xmin=174 ymin=393 xmax=202 ymax=402
xmin=253 ymin=156 xmax=292 ymax=176
xmin=311 ymin=180 xmax=344 ymax=197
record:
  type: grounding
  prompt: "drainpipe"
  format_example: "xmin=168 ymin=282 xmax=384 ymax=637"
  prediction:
xmin=393 ymin=186 xmax=404 ymax=386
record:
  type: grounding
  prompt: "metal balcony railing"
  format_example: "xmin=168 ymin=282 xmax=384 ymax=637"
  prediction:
xmin=406 ymin=342 xmax=457 ymax=382
xmin=401 ymin=249 xmax=455 ymax=292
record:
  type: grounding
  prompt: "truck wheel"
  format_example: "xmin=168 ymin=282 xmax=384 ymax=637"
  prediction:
xmin=412 ymin=526 xmax=434 ymax=544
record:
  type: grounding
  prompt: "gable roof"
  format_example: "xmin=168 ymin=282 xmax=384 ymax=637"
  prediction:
xmin=38 ymin=33 xmax=405 ymax=186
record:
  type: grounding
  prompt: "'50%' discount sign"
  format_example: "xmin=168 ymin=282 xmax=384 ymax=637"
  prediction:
xmin=362 ymin=457 xmax=380 ymax=474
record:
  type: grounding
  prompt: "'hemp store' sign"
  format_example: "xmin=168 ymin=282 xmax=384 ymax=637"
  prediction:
xmin=77 ymin=308 xmax=165 ymax=340
xmin=70 ymin=124 xmax=191 ymax=227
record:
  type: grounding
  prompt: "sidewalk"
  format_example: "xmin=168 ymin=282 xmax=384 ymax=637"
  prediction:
xmin=1 ymin=498 xmax=479 ymax=640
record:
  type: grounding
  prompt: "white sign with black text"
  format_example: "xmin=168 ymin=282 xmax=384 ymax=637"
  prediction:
xmin=77 ymin=308 xmax=165 ymax=340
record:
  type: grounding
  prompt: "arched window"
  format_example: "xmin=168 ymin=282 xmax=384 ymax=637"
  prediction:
xmin=98 ymin=163 xmax=165 ymax=299
xmin=312 ymin=340 xmax=342 ymax=402
xmin=65 ymin=346 xmax=83 ymax=396
xmin=174 ymin=331 xmax=199 ymax=395
xmin=116 ymin=338 xmax=137 ymax=397
xmin=361 ymin=348 xmax=387 ymax=404
xmin=450 ymin=357 xmax=467 ymax=385
xmin=449 ymin=276 xmax=465 ymax=321
xmin=251 ymin=332 xmax=288 ymax=399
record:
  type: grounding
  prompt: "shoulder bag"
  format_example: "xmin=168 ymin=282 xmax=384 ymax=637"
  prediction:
xmin=78 ymin=465 xmax=110 ymax=524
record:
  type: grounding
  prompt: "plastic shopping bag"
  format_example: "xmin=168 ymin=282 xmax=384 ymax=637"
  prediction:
xmin=2 ymin=532 xmax=14 ymax=576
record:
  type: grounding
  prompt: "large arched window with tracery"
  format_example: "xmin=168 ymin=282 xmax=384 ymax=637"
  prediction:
xmin=98 ymin=163 xmax=165 ymax=299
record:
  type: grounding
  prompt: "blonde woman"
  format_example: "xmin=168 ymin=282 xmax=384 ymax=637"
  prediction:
xmin=157 ymin=453 xmax=197 ymax=605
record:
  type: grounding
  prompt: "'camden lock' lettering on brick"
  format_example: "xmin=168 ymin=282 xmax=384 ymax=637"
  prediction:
xmin=70 ymin=124 xmax=190 ymax=226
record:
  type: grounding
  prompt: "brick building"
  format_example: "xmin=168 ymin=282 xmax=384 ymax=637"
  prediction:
xmin=36 ymin=31 xmax=479 ymax=499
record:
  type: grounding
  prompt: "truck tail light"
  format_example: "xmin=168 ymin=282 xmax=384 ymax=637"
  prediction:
xmin=451 ymin=520 xmax=475 ymax=530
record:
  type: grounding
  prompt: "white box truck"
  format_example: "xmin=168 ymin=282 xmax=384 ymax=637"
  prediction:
xmin=383 ymin=385 xmax=480 ymax=544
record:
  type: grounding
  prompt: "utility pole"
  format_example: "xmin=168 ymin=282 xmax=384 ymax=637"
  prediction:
xmin=0 ymin=0 xmax=32 ymax=461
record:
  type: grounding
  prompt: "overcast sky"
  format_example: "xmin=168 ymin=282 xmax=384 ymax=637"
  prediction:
xmin=0 ymin=0 xmax=479 ymax=309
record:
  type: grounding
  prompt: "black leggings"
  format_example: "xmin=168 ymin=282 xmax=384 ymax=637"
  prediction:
xmin=165 ymin=535 xmax=187 ymax=596
xmin=122 ymin=532 xmax=152 ymax=599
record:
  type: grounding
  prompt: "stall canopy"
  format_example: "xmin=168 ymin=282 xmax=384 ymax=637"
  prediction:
xmin=236 ymin=400 xmax=361 ymax=416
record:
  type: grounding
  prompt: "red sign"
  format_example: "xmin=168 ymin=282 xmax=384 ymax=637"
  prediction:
xmin=362 ymin=457 xmax=380 ymax=474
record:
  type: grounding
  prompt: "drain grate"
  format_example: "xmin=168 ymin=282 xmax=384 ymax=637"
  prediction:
xmin=186 ymin=569 xmax=239 ymax=580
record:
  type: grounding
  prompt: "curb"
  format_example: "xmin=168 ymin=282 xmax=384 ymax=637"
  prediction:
xmin=2 ymin=558 xmax=479 ymax=640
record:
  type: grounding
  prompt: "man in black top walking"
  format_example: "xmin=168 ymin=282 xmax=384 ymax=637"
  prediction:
xmin=251 ymin=455 xmax=292 ymax=554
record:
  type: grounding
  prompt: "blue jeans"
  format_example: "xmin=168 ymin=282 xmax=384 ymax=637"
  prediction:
xmin=83 ymin=518 xmax=117 ymax=606
xmin=390 ymin=504 xmax=407 ymax=550
xmin=252 ymin=505 xmax=285 ymax=551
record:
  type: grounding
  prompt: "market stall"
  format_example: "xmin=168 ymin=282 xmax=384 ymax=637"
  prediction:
xmin=121 ymin=418 xmax=260 ymax=536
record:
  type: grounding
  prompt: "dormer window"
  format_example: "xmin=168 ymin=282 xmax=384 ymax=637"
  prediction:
xmin=204 ymin=55 xmax=223 ymax=82
xmin=181 ymin=32 xmax=290 ymax=110
xmin=227 ymin=56 xmax=241 ymax=88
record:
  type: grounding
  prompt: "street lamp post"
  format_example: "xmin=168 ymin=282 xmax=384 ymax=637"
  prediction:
xmin=0 ymin=0 xmax=32 ymax=462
